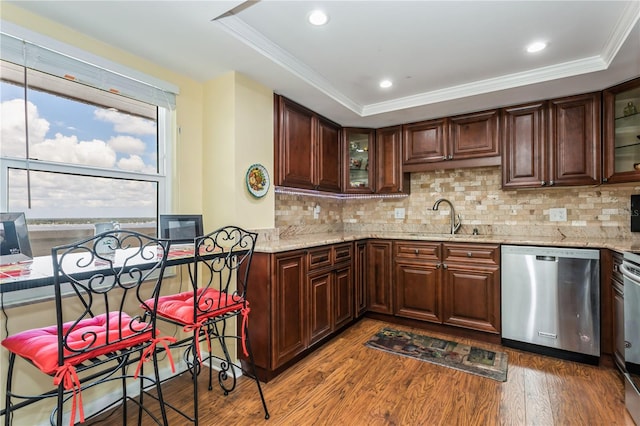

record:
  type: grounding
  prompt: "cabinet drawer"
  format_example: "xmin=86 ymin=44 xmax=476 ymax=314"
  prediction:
xmin=394 ymin=242 xmax=440 ymax=261
xmin=334 ymin=243 xmax=353 ymax=264
xmin=308 ymin=247 xmax=332 ymax=270
xmin=611 ymin=250 xmax=624 ymax=283
xmin=442 ymin=243 xmax=499 ymax=265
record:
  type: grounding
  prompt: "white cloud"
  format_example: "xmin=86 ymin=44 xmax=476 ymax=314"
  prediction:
xmin=0 ymin=99 xmax=49 ymax=156
xmin=117 ymin=154 xmax=146 ymax=172
xmin=108 ymin=135 xmax=146 ymax=155
xmin=94 ymin=108 xmax=156 ymax=135
xmin=31 ymin=134 xmax=117 ymax=168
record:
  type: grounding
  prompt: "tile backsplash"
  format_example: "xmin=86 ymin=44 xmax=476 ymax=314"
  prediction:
xmin=275 ymin=166 xmax=640 ymax=241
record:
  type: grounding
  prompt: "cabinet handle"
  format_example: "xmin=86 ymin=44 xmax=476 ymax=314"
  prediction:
xmin=549 ymin=180 xmax=554 ymax=186
xmin=442 ymin=263 xmax=448 ymax=269
xmin=541 ymin=181 xmax=546 ymax=186
xmin=467 ymin=252 xmax=472 ymax=257
xmin=613 ymin=264 xmax=619 ymax=272
xmin=436 ymin=263 xmax=441 ymax=269
xmin=626 ymin=341 xmax=632 ymax=349
xmin=603 ymin=177 xmax=608 ymax=183
xmin=447 ymin=155 xmax=453 ymax=160
xmin=414 ymin=249 xmax=419 ymax=255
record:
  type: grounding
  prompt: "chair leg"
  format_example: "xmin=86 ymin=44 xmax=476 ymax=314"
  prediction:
xmin=120 ymin=361 xmax=130 ymax=426
xmin=243 ymin=325 xmax=270 ymax=420
xmin=152 ymin=352 xmax=169 ymax=426
xmin=136 ymin=357 xmax=143 ymax=426
xmin=192 ymin=330 xmax=200 ymax=426
xmin=4 ymin=352 xmax=15 ymax=426
xmin=56 ymin=375 xmax=64 ymax=426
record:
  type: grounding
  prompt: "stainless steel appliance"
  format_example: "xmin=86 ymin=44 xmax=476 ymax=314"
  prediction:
xmin=501 ymin=245 xmax=600 ymax=364
xmin=620 ymin=251 xmax=640 ymax=424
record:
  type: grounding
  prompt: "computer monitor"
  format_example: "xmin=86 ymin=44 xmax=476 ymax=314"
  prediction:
xmin=159 ymin=214 xmax=203 ymax=243
xmin=0 ymin=212 xmax=33 ymax=265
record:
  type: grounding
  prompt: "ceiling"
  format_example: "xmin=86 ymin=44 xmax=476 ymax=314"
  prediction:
xmin=4 ymin=1 xmax=640 ymax=128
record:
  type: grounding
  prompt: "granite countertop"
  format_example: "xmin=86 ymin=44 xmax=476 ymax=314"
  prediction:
xmin=255 ymin=231 xmax=640 ymax=254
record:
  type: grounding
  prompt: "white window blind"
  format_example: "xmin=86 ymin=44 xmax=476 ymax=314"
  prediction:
xmin=0 ymin=32 xmax=177 ymax=109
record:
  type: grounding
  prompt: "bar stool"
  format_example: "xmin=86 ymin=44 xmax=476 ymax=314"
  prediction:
xmin=147 ymin=226 xmax=269 ymax=425
xmin=1 ymin=230 xmax=175 ymax=426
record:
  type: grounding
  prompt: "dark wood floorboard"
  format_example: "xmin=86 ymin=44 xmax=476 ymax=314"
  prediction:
xmin=94 ymin=318 xmax=633 ymax=426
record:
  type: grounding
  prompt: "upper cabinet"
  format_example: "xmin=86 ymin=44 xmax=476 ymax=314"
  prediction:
xmin=274 ymin=95 xmax=341 ymax=192
xmin=376 ymin=125 xmax=410 ymax=194
xmin=603 ymin=77 xmax=640 ymax=184
xmin=343 ymin=127 xmax=409 ymax=194
xmin=502 ymin=92 xmax=601 ymax=189
xmin=343 ymin=128 xmax=375 ymax=193
xmin=402 ymin=109 xmax=501 ymax=172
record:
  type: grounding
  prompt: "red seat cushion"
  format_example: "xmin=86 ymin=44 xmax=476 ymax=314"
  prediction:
xmin=1 ymin=312 xmax=152 ymax=375
xmin=148 ymin=288 xmax=244 ymax=325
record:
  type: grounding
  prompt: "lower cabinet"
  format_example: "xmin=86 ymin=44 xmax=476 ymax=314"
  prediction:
xmin=246 ymin=239 xmax=500 ymax=381
xmin=394 ymin=241 xmax=501 ymax=334
xmin=367 ymin=240 xmax=394 ymax=314
xmin=307 ymin=244 xmax=354 ymax=347
xmin=354 ymin=240 xmax=368 ymax=317
xmin=245 ymin=243 xmax=354 ymax=382
xmin=394 ymin=242 xmax=442 ymax=322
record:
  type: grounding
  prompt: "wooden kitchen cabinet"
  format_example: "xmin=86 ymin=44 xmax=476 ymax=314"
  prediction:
xmin=308 ymin=269 xmax=332 ymax=346
xmin=275 ymin=95 xmax=341 ymax=192
xmin=392 ymin=241 xmax=500 ymax=334
xmin=502 ymin=92 xmax=601 ymax=188
xmin=375 ymin=126 xmax=409 ymax=194
xmin=394 ymin=242 xmax=442 ymax=323
xmin=244 ymin=249 xmax=307 ymax=377
xmin=272 ymin=251 xmax=308 ymax=367
xmin=354 ymin=240 xmax=368 ymax=317
xmin=402 ymin=109 xmax=501 ymax=172
xmin=603 ymin=77 xmax=640 ymax=184
xmin=344 ymin=128 xmax=375 ymax=193
xmin=367 ymin=240 xmax=394 ymax=314
xmin=442 ymin=243 xmax=500 ymax=334
xmin=245 ymin=243 xmax=355 ymax=381
xmin=307 ymin=243 xmax=353 ymax=347
xmin=548 ymin=92 xmax=601 ymax=186
xmin=334 ymin=264 xmax=354 ymax=329
xmin=501 ymin=101 xmax=547 ymax=188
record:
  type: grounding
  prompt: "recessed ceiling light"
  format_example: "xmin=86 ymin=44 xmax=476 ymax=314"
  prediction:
xmin=308 ymin=10 xmax=328 ymax=26
xmin=526 ymin=41 xmax=547 ymax=53
xmin=379 ymin=79 xmax=393 ymax=89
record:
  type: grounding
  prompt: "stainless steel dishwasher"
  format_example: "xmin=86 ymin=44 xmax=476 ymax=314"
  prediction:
xmin=501 ymin=245 xmax=600 ymax=364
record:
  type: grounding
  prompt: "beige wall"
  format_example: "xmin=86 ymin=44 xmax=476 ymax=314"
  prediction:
xmin=203 ymin=72 xmax=275 ymax=230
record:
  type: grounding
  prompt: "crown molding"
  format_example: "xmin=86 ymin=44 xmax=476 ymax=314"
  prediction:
xmin=215 ymin=7 xmax=638 ymax=118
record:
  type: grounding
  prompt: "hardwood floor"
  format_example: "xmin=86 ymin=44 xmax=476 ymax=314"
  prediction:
xmin=116 ymin=318 xmax=633 ymax=425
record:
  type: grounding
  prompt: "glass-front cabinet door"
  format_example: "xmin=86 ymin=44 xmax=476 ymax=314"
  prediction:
xmin=343 ymin=128 xmax=375 ymax=193
xmin=604 ymin=77 xmax=640 ymax=184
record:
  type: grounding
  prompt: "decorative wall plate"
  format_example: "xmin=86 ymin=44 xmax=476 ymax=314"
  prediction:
xmin=246 ymin=163 xmax=270 ymax=198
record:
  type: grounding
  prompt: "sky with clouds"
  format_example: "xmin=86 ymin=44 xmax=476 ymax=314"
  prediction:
xmin=1 ymin=82 xmax=159 ymax=220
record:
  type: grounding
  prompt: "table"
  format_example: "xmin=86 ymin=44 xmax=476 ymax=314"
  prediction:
xmin=0 ymin=244 xmax=199 ymax=293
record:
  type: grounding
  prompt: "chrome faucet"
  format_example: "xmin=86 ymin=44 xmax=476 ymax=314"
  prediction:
xmin=432 ymin=198 xmax=462 ymax=234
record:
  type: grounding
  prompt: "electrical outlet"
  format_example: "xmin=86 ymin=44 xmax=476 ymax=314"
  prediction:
xmin=549 ymin=207 xmax=567 ymax=222
xmin=394 ymin=208 xmax=405 ymax=219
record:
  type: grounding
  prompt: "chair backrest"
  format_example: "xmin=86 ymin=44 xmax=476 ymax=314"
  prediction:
xmin=51 ymin=230 xmax=171 ymax=366
xmin=190 ymin=226 xmax=258 ymax=318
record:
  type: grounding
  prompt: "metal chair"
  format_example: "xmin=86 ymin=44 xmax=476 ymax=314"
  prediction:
xmin=1 ymin=230 xmax=174 ymax=426
xmin=148 ymin=226 xmax=269 ymax=424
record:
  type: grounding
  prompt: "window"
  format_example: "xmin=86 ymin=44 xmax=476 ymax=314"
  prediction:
xmin=0 ymin=33 xmax=176 ymax=256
